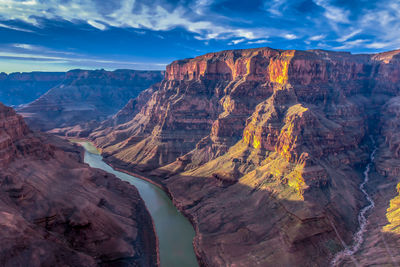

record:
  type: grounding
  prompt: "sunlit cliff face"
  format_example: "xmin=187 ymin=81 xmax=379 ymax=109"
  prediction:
xmin=378 ymin=97 xmax=400 ymax=236
xmin=86 ymin=47 xmax=400 ymax=266
xmin=383 ymin=183 xmax=400 ymax=234
xmin=165 ymin=48 xmax=295 ymax=83
xmin=96 ymin=48 xmax=400 ymax=200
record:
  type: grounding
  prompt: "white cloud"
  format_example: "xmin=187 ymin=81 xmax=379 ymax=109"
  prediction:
xmin=13 ymin=43 xmax=37 ymax=50
xmin=0 ymin=51 xmax=167 ymax=67
xmin=0 ymin=51 xmax=66 ymax=61
xmin=313 ymin=0 xmax=349 ymax=23
xmin=247 ymin=39 xmax=270 ymax=44
xmin=19 ymin=0 xmax=38 ymax=6
xmin=335 ymin=39 xmax=367 ymax=50
xmin=87 ymin=20 xmax=106 ymax=30
xmin=309 ymin=34 xmax=325 ymax=41
xmin=0 ymin=22 xmax=34 ymax=33
xmin=353 ymin=1 xmax=400 ymax=51
xmin=1 ymin=0 xmax=400 ymax=51
xmin=283 ymin=33 xmax=298 ymax=40
xmin=10 ymin=43 xmax=76 ymax=56
xmin=264 ymin=0 xmax=286 ymax=17
xmin=366 ymin=42 xmax=388 ymax=49
xmin=0 ymin=0 xmax=267 ymax=41
xmin=336 ymin=29 xmax=362 ymax=42
xmin=229 ymin=39 xmax=246 ymax=45
xmin=322 ymin=1 xmax=400 ymax=51
xmin=193 ymin=0 xmax=214 ymax=15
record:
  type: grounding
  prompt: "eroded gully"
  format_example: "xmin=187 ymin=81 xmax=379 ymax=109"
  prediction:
xmin=331 ymin=140 xmax=378 ymax=267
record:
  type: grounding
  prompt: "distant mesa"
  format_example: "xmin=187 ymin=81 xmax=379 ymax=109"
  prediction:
xmin=17 ymin=69 xmax=164 ymax=134
xmin=0 ymin=71 xmax=65 ymax=106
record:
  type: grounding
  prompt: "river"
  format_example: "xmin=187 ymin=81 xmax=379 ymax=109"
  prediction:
xmin=77 ymin=141 xmax=199 ymax=267
xmin=331 ymin=143 xmax=377 ymax=267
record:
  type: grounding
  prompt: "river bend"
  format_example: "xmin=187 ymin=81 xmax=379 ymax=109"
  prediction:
xmin=78 ymin=141 xmax=199 ymax=267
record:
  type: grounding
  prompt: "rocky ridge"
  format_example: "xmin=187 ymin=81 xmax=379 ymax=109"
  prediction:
xmin=0 ymin=71 xmax=65 ymax=106
xmin=90 ymin=47 xmax=400 ymax=266
xmin=18 ymin=69 xmax=164 ymax=133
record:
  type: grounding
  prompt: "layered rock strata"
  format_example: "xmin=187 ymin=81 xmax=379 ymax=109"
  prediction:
xmin=91 ymin=48 xmax=400 ymax=266
xmin=18 ymin=69 xmax=164 ymax=133
xmin=0 ymin=71 xmax=65 ymax=106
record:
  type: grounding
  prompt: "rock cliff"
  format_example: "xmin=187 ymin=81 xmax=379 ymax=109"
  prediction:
xmin=91 ymin=47 xmax=400 ymax=266
xmin=0 ymin=72 xmax=65 ymax=106
xmin=0 ymin=103 xmax=157 ymax=266
xmin=18 ymin=69 xmax=164 ymax=133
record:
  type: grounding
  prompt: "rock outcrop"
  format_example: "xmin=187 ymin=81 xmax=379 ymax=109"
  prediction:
xmin=90 ymin=48 xmax=400 ymax=266
xmin=90 ymin=86 xmax=158 ymax=145
xmin=0 ymin=71 xmax=65 ymax=106
xmin=18 ymin=69 xmax=164 ymax=134
xmin=0 ymin=103 xmax=157 ymax=266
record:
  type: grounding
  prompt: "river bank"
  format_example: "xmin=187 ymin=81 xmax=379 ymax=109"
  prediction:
xmin=73 ymin=140 xmax=199 ymax=267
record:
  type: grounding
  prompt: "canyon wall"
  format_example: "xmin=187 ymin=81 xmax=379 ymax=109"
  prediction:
xmin=0 ymin=103 xmax=157 ymax=266
xmin=18 ymin=69 xmax=164 ymax=133
xmin=91 ymin=48 xmax=400 ymax=266
xmin=0 ymin=72 xmax=65 ymax=106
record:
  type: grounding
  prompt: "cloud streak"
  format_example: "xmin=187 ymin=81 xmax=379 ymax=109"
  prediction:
xmin=0 ymin=42 xmax=167 ymax=72
xmin=0 ymin=22 xmax=34 ymax=32
xmin=0 ymin=0 xmax=400 ymax=73
xmin=0 ymin=51 xmax=166 ymax=67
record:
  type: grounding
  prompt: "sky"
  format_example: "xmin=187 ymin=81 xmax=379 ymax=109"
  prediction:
xmin=0 ymin=0 xmax=399 ymax=73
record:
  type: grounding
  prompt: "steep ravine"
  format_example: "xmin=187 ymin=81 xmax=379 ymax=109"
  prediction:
xmin=332 ymin=89 xmax=400 ymax=266
xmin=331 ymin=140 xmax=377 ymax=266
xmin=343 ymin=96 xmax=400 ymax=266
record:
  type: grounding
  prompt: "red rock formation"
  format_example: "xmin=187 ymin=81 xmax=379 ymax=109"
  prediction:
xmin=0 ymin=103 xmax=157 ymax=266
xmin=382 ymin=97 xmax=400 ymax=161
xmin=91 ymin=47 xmax=400 ymax=266
xmin=89 ymin=86 xmax=159 ymax=145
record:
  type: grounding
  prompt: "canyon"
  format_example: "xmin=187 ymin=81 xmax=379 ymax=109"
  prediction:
xmin=18 ymin=69 xmax=164 ymax=134
xmin=0 ymin=102 xmax=157 ymax=266
xmin=0 ymin=71 xmax=65 ymax=106
xmin=1 ymin=46 xmax=399 ymax=266
xmin=88 ymin=48 xmax=400 ymax=266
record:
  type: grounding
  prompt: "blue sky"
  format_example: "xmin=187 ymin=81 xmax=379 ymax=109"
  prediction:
xmin=0 ymin=0 xmax=399 ymax=72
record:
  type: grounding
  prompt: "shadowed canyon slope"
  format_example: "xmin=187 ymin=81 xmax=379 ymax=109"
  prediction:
xmin=18 ymin=69 xmax=164 ymax=134
xmin=90 ymin=47 xmax=400 ymax=266
xmin=0 ymin=72 xmax=65 ymax=106
xmin=0 ymin=103 xmax=157 ymax=266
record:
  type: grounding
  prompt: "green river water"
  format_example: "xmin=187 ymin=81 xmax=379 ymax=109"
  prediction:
xmin=77 ymin=141 xmax=198 ymax=267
